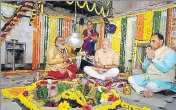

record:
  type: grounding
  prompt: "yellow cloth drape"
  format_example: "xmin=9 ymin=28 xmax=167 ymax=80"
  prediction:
xmin=143 ymin=11 xmax=154 ymax=41
xmin=111 ymin=18 xmax=121 ymax=53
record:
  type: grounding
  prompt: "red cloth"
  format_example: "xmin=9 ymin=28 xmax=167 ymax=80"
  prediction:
xmin=48 ymin=64 xmax=77 ymax=79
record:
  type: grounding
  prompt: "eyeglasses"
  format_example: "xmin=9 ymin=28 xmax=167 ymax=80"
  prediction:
xmin=58 ymin=40 xmax=65 ymax=42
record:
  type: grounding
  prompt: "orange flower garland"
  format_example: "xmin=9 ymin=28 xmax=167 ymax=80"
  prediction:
xmin=136 ymin=14 xmax=144 ymax=40
xmin=32 ymin=15 xmax=41 ymax=69
xmin=166 ymin=8 xmax=173 ymax=47
xmin=98 ymin=22 xmax=104 ymax=49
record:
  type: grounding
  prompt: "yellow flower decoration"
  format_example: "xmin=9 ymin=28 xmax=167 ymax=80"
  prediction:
xmin=141 ymin=106 xmax=152 ymax=110
xmin=58 ymin=101 xmax=71 ymax=110
xmin=38 ymin=100 xmax=45 ymax=106
xmin=100 ymin=93 xmax=109 ymax=103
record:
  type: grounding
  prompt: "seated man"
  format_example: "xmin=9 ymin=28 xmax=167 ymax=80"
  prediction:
xmin=83 ymin=39 xmax=120 ymax=82
xmin=44 ymin=36 xmax=78 ymax=79
xmin=128 ymin=33 xmax=176 ymax=98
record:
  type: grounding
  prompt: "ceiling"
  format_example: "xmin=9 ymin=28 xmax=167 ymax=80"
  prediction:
xmin=2 ymin=1 xmax=176 ymax=17
xmin=44 ymin=1 xmax=112 ymax=17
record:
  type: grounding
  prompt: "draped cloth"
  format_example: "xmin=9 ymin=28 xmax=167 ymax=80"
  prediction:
xmin=48 ymin=64 xmax=77 ymax=79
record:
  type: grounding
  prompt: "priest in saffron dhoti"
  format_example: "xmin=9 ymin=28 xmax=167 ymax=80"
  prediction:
xmin=43 ymin=36 xmax=78 ymax=79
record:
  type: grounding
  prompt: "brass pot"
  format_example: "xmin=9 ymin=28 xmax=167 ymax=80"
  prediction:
xmin=123 ymin=84 xmax=131 ymax=95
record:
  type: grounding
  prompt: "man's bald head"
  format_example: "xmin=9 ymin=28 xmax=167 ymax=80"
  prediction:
xmin=102 ymin=39 xmax=111 ymax=52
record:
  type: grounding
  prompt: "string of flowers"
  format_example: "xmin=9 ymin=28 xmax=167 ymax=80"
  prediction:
xmin=95 ymin=6 xmax=104 ymax=15
xmin=42 ymin=16 xmax=49 ymax=69
xmin=166 ymin=8 xmax=173 ymax=47
xmin=86 ymin=2 xmax=96 ymax=12
xmin=32 ymin=15 xmax=41 ymax=69
xmin=66 ymin=1 xmax=74 ymax=5
xmin=98 ymin=22 xmax=104 ymax=49
xmin=135 ymin=14 xmax=144 ymax=40
xmin=1 ymin=80 xmax=151 ymax=110
xmin=125 ymin=17 xmax=137 ymax=69
xmin=66 ymin=1 xmax=110 ymax=17
xmin=102 ymin=9 xmax=110 ymax=18
xmin=153 ymin=11 xmax=161 ymax=34
xmin=76 ymin=1 xmax=87 ymax=8
xmin=143 ymin=11 xmax=153 ymax=41
xmin=119 ymin=17 xmax=127 ymax=72
xmin=159 ymin=10 xmax=167 ymax=44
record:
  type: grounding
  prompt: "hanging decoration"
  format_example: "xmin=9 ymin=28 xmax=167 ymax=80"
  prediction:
xmin=98 ymin=22 xmax=105 ymax=49
xmin=132 ymin=40 xmax=150 ymax=68
xmin=143 ymin=11 xmax=153 ymax=41
xmin=41 ymin=16 xmax=49 ymax=69
xmin=159 ymin=10 xmax=167 ymax=43
xmin=62 ymin=18 xmax=66 ymax=38
xmin=48 ymin=17 xmax=58 ymax=50
xmin=125 ymin=16 xmax=137 ymax=70
xmin=166 ymin=8 xmax=173 ymax=47
xmin=1 ymin=1 xmax=35 ymax=41
xmin=32 ymin=14 xmax=41 ymax=70
xmin=0 ymin=5 xmax=16 ymax=22
xmin=135 ymin=14 xmax=144 ymax=40
xmin=58 ymin=18 xmax=63 ymax=36
xmin=66 ymin=1 xmax=110 ymax=17
xmin=153 ymin=11 xmax=161 ymax=34
xmin=111 ymin=18 xmax=121 ymax=53
xmin=119 ymin=17 xmax=127 ymax=73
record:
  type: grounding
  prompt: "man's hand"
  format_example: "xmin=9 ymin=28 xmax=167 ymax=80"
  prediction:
xmin=146 ymin=47 xmax=155 ymax=60
xmin=63 ymin=56 xmax=71 ymax=63
xmin=94 ymin=62 xmax=104 ymax=68
xmin=57 ymin=67 xmax=67 ymax=74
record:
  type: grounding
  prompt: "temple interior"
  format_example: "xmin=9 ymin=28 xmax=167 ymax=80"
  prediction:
xmin=1 ymin=1 xmax=176 ymax=110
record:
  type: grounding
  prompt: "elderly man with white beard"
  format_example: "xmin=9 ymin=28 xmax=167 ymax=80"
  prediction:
xmin=40 ymin=36 xmax=78 ymax=80
xmin=83 ymin=39 xmax=120 ymax=82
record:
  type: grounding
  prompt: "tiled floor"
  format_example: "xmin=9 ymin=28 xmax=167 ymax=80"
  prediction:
xmin=1 ymin=73 xmax=176 ymax=110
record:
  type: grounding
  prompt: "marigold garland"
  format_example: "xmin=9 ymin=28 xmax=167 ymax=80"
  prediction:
xmin=166 ymin=8 xmax=173 ymax=47
xmin=143 ymin=11 xmax=153 ymax=41
xmin=98 ymin=22 xmax=104 ymax=49
xmin=66 ymin=1 xmax=74 ymax=5
xmin=153 ymin=11 xmax=161 ymax=34
xmin=1 ymin=80 xmax=151 ymax=110
xmin=119 ymin=17 xmax=127 ymax=72
xmin=136 ymin=14 xmax=144 ymax=40
xmin=159 ymin=10 xmax=167 ymax=42
xmin=76 ymin=1 xmax=87 ymax=9
xmin=86 ymin=2 xmax=96 ymax=12
xmin=32 ymin=14 xmax=41 ymax=69
xmin=66 ymin=1 xmax=110 ymax=17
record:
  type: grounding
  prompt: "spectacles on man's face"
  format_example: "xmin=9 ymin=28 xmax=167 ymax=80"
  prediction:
xmin=87 ymin=23 xmax=92 ymax=26
xmin=58 ymin=39 xmax=65 ymax=42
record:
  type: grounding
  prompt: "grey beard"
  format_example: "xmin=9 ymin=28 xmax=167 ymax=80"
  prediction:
xmin=56 ymin=43 xmax=65 ymax=49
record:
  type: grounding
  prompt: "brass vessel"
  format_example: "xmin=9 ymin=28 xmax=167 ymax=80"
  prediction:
xmin=123 ymin=84 xmax=131 ymax=95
